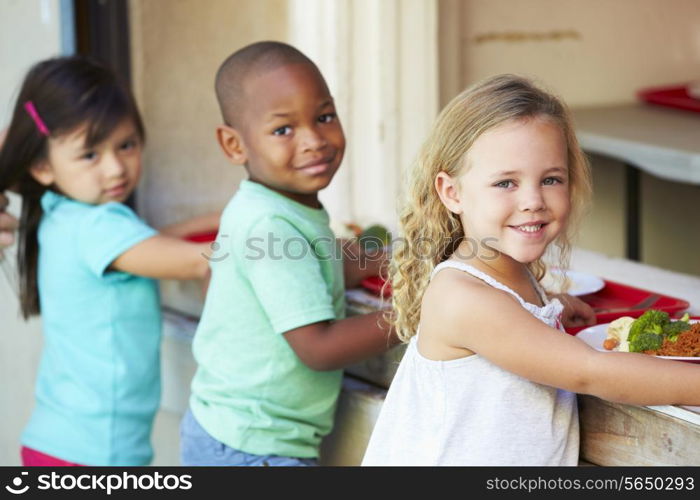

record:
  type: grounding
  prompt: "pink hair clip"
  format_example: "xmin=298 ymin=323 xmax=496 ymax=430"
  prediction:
xmin=24 ymin=101 xmax=50 ymax=136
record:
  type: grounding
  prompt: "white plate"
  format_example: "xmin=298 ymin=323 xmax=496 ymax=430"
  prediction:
xmin=576 ymin=321 xmax=700 ymax=363
xmin=541 ymin=269 xmax=605 ymax=296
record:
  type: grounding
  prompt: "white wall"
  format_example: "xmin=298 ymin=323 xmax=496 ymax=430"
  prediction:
xmin=0 ymin=0 xmax=63 ymax=466
xmin=0 ymin=0 xmax=183 ymax=466
xmin=438 ymin=0 xmax=700 ymax=274
xmin=129 ymin=0 xmax=289 ymax=230
xmin=0 ymin=0 xmax=63 ymax=123
xmin=0 ymin=196 xmax=44 ymax=466
xmin=439 ymin=0 xmax=700 ymax=107
xmin=290 ymin=0 xmax=439 ymax=230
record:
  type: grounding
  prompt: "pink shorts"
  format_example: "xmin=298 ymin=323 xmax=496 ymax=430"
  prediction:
xmin=21 ymin=446 xmax=84 ymax=466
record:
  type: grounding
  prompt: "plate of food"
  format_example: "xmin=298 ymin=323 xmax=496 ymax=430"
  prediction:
xmin=576 ymin=310 xmax=700 ymax=363
xmin=541 ymin=268 xmax=605 ymax=296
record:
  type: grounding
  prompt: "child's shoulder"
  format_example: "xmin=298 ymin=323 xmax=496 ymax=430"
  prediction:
xmin=222 ymin=190 xmax=296 ymax=235
xmin=420 ymin=263 xmax=526 ymax=340
xmin=418 ymin=263 xmax=559 ymax=361
xmin=223 ymin=185 xmax=329 ymax=238
xmin=81 ymin=202 xmax=148 ymax=232
xmin=423 ymin=265 xmax=495 ymax=316
xmin=39 ymin=199 xmax=156 ymax=268
xmin=43 ymin=194 xmax=140 ymax=227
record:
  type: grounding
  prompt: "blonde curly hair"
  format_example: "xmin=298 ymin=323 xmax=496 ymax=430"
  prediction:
xmin=388 ymin=74 xmax=592 ymax=342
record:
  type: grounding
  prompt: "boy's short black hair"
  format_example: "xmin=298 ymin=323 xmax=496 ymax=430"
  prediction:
xmin=214 ymin=41 xmax=321 ymax=127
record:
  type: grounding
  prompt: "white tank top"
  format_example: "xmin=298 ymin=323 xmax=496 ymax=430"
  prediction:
xmin=362 ymin=260 xmax=579 ymax=466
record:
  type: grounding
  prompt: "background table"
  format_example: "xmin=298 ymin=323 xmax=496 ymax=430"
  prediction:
xmin=571 ymin=104 xmax=700 ymax=261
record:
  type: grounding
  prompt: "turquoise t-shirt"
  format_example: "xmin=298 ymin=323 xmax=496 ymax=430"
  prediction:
xmin=21 ymin=191 xmax=161 ymax=466
xmin=190 ymin=180 xmax=346 ymax=459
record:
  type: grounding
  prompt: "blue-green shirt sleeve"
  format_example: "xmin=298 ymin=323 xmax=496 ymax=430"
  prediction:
xmin=78 ymin=202 xmax=158 ymax=277
xmin=244 ymin=216 xmax=337 ymax=334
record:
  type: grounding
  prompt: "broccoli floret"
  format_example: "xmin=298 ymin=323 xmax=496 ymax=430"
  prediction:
xmin=663 ymin=319 xmax=691 ymax=341
xmin=628 ymin=309 xmax=670 ymax=343
xmin=629 ymin=331 xmax=664 ymax=353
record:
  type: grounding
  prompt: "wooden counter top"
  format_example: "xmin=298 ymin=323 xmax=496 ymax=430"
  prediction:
xmin=579 ymin=396 xmax=700 ymax=466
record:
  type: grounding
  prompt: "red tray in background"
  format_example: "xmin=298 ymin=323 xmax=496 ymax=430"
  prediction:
xmin=361 ymin=276 xmax=690 ymax=335
xmin=184 ymin=231 xmax=218 ymax=243
xmin=637 ymin=84 xmax=700 ymax=113
xmin=361 ymin=276 xmax=392 ymax=297
xmin=565 ymin=279 xmax=689 ymax=335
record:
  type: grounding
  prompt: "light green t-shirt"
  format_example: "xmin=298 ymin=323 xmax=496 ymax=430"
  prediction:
xmin=190 ymin=180 xmax=346 ymax=458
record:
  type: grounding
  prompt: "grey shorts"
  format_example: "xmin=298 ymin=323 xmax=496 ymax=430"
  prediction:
xmin=179 ymin=408 xmax=318 ymax=467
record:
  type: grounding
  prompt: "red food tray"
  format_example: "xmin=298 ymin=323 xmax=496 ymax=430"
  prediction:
xmin=361 ymin=276 xmax=392 ymax=297
xmin=361 ymin=276 xmax=689 ymax=335
xmin=566 ymin=279 xmax=689 ymax=335
xmin=637 ymin=84 xmax=700 ymax=113
xmin=184 ymin=230 xmax=218 ymax=243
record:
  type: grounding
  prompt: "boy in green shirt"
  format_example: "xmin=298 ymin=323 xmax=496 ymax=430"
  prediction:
xmin=181 ymin=41 xmax=399 ymax=466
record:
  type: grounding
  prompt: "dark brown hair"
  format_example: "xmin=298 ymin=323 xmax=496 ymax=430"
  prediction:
xmin=0 ymin=56 xmax=145 ymax=318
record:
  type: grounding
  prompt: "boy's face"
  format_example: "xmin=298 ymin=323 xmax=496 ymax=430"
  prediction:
xmin=225 ymin=63 xmax=345 ymax=208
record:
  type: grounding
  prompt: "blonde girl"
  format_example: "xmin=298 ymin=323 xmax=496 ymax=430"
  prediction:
xmin=362 ymin=74 xmax=700 ymax=465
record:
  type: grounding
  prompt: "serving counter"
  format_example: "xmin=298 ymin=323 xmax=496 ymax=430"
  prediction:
xmin=158 ymin=247 xmax=700 ymax=465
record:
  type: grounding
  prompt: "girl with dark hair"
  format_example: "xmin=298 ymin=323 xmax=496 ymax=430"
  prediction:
xmin=0 ymin=56 xmax=218 ymax=466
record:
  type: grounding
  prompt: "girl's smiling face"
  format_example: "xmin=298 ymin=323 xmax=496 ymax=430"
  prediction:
xmin=439 ymin=116 xmax=570 ymax=265
xmin=30 ymin=118 xmax=143 ymax=205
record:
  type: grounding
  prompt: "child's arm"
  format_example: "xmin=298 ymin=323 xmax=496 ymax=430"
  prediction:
xmin=159 ymin=211 xmax=221 ymax=238
xmin=111 ymin=235 xmax=211 ymax=280
xmin=110 ymin=211 xmax=221 ymax=280
xmin=247 ymin=217 xmax=397 ymax=370
xmin=283 ymin=312 xmax=401 ymax=371
xmin=341 ymin=238 xmax=388 ymax=288
xmin=424 ymin=270 xmax=700 ymax=407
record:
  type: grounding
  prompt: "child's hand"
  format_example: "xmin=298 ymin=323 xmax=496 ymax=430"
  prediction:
xmin=553 ymin=293 xmax=596 ymax=328
xmin=341 ymin=238 xmax=390 ymax=288
xmin=0 ymin=193 xmax=18 ymax=258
